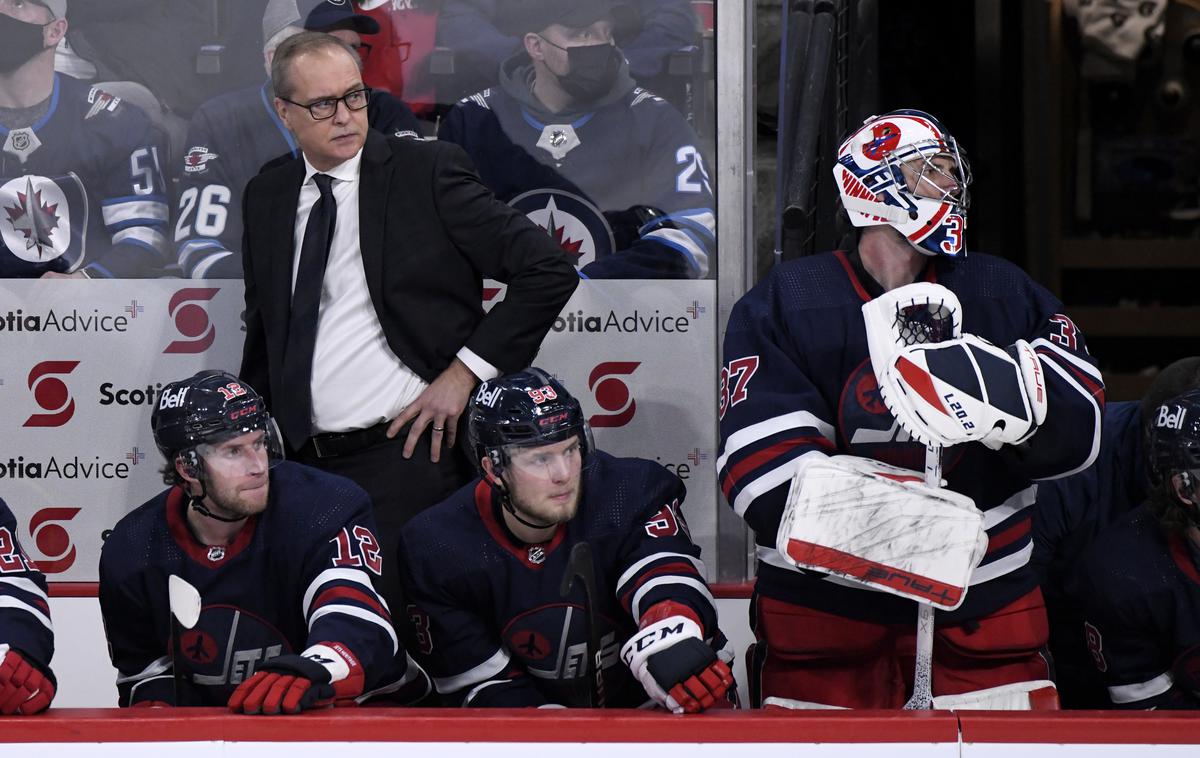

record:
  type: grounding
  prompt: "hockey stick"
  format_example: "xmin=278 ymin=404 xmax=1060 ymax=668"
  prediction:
xmin=168 ymin=574 xmax=201 ymax=707
xmin=559 ymin=542 xmax=606 ymax=708
xmin=861 ymin=284 xmax=962 ymax=710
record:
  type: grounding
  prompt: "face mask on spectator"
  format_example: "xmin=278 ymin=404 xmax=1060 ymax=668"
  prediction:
xmin=543 ymin=39 xmax=622 ymax=102
xmin=0 ymin=14 xmax=48 ymax=73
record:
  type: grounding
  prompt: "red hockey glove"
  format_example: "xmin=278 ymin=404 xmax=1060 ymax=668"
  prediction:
xmin=0 ymin=646 xmax=56 ymax=714
xmin=228 ymin=643 xmax=362 ymax=715
xmin=621 ymin=616 xmax=733 ymax=713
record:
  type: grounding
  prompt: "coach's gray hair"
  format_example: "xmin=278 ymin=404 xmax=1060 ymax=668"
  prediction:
xmin=271 ymin=31 xmax=362 ymax=99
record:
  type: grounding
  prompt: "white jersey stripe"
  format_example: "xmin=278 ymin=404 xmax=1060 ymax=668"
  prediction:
xmin=0 ymin=576 xmax=49 ymax=603
xmin=302 ymin=568 xmax=379 ymax=616
xmin=731 ymin=460 xmax=801 ymax=518
xmin=307 ymin=604 xmax=398 ymax=654
xmin=630 ymin=576 xmax=714 ymax=622
xmin=982 ymin=485 xmax=1038 ymax=531
xmin=718 ymin=411 xmax=836 ymax=473
xmin=116 ymin=655 xmax=171 ymax=685
xmin=615 ymin=552 xmax=706 ymax=595
xmin=1109 ymin=671 xmax=1174 ymax=705
xmin=1033 ymin=359 xmax=1102 ymax=480
xmin=1031 ymin=338 xmax=1104 ymax=384
xmin=0 ymin=597 xmax=51 ymax=631
xmin=433 ymin=647 xmax=510 ymax=694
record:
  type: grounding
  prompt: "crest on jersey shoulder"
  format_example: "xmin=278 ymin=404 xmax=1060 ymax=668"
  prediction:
xmin=0 ymin=173 xmax=87 ymax=268
xmin=85 ymin=87 xmax=122 ymax=120
xmin=184 ymin=147 xmax=219 ymax=174
xmin=510 ymin=189 xmax=615 ymax=270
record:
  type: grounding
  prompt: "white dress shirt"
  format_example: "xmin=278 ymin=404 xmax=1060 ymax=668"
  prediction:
xmin=293 ymin=150 xmax=497 ymax=434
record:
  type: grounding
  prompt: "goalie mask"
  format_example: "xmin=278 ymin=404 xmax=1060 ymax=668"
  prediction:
xmin=467 ymin=367 xmax=593 ymax=477
xmin=833 ymin=109 xmax=972 ymax=257
xmin=151 ymin=370 xmax=284 ymax=482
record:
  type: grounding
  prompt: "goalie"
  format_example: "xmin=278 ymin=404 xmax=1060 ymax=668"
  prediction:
xmin=718 ymin=109 xmax=1104 ymax=709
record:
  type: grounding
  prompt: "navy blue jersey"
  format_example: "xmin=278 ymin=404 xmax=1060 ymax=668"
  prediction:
xmin=718 ymin=250 xmax=1105 ymax=625
xmin=0 ymin=75 xmax=168 ymax=278
xmin=0 ymin=498 xmax=53 ymax=669
xmin=439 ymin=68 xmax=714 ymax=279
xmin=99 ymin=461 xmax=423 ymax=707
xmin=1081 ymin=506 xmax=1200 ymax=708
xmin=174 ymin=83 xmax=421 ymax=278
xmin=399 ymin=450 xmax=724 ymax=707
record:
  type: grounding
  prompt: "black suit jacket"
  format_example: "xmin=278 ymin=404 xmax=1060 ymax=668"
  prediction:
xmin=239 ymin=130 xmax=578 ymax=413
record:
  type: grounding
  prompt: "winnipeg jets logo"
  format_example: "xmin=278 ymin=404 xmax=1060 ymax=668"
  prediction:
xmin=207 ymin=546 xmax=226 ymax=561
xmin=183 ymin=146 xmax=219 ymax=174
xmin=3 ymin=176 xmax=64 ymax=260
xmin=510 ymin=189 xmax=615 ymax=270
xmin=527 ymin=546 xmax=546 ymax=565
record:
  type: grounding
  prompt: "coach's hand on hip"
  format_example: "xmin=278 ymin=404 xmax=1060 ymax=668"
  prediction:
xmin=389 ymin=358 xmax=478 ymax=462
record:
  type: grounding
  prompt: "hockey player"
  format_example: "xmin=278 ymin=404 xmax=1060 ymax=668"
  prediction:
xmin=99 ymin=370 xmax=429 ymax=712
xmin=0 ymin=497 xmax=55 ymax=714
xmin=173 ymin=0 xmax=420 ymax=278
xmin=0 ymin=0 xmax=169 ymax=278
xmin=1033 ymin=356 xmax=1200 ymax=707
xmin=1080 ymin=388 xmax=1200 ymax=709
xmin=399 ymin=368 xmax=735 ymax=710
xmin=438 ymin=0 xmax=715 ymax=279
xmin=719 ymin=109 xmax=1104 ymax=709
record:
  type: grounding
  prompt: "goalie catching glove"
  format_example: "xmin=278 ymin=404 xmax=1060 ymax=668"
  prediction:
xmin=861 ymin=281 xmax=1047 ymax=450
xmin=879 ymin=334 xmax=1046 ymax=450
xmin=621 ymin=611 xmax=733 ymax=713
xmin=0 ymin=645 xmax=54 ymax=714
xmin=228 ymin=642 xmax=363 ymax=715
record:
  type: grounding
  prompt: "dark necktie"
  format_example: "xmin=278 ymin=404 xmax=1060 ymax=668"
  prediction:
xmin=279 ymin=173 xmax=336 ymax=447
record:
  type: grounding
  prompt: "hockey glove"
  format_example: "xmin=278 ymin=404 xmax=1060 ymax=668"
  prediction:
xmin=879 ymin=335 xmax=1047 ymax=450
xmin=0 ymin=645 xmax=56 ymax=714
xmin=621 ymin=616 xmax=733 ymax=713
xmin=228 ymin=642 xmax=362 ymax=715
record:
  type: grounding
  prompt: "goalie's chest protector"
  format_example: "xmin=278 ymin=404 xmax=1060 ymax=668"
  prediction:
xmin=763 ymin=251 xmax=1047 ymax=621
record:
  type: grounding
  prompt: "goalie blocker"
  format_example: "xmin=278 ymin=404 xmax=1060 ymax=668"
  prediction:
xmin=777 ymin=454 xmax=987 ymax=610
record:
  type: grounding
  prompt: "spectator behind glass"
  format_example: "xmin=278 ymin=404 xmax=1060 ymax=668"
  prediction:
xmin=437 ymin=0 xmax=697 ymax=100
xmin=438 ymin=0 xmax=715 ymax=279
xmin=0 ymin=0 xmax=169 ymax=278
xmin=174 ymin=0 xmax=421 ymax=279
xmin=1033 ymin=357 xmax=1200 ymax=708
xmin=53 ymin=0 xmax=215 ymax=118
xmin=1079 ymin=384 xmax=1200 ymax=709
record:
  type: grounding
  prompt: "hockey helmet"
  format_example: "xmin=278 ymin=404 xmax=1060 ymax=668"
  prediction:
xmin=833 ymin=109 xmax=972 ymax=257
xmin=466 ymin=367 xmax=593 ymax=474
xmin=151 ymin=370 xmax=284 ymax=468
xmin=1147 ymin=388 xmax=1200 ymax=487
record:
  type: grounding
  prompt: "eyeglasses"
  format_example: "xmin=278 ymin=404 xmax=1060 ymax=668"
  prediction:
xmin=279 ymin=87 xmax=371 ymax=121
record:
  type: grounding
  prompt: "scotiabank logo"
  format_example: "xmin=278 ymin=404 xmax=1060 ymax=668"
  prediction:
xmin=23 ymin=360 xmax=79 ymax=427
xmin=164 ymin=287 xmax=218 ymax=354
xmin=588 ymin=362 xmax=640 ymax=428
xmin=28 ymin=507 xmax=79 ymax=574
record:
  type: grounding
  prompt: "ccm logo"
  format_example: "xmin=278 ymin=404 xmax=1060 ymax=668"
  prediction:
xmin=23 ymin=360 xmax=80 ymax=428
xmin=164 ymin=288 xmax=218 ymax=354
xmin=588 ymin=362 xmax=640 ymax=428
xmin=29 ymin=507 xmax=80 ymax=574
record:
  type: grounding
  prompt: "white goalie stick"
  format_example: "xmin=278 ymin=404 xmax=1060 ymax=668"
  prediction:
xmin=861 ymin=282 xmax=963 ymax=710
xmin=560 ymin=542 xmax=606 ymax=708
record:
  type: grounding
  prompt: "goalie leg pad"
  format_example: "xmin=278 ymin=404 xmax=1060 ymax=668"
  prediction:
xmin=755 ymin=597 xmax=907 ymax=709
xmin=933 ymin=589 xmax=1051 ymax=699
xmin=931 ymin=680 xmax=1059 ymax=710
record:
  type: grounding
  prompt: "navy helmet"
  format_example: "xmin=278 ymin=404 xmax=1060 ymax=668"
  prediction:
xmin=466 ymin=367 xmax=593 ymax=474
